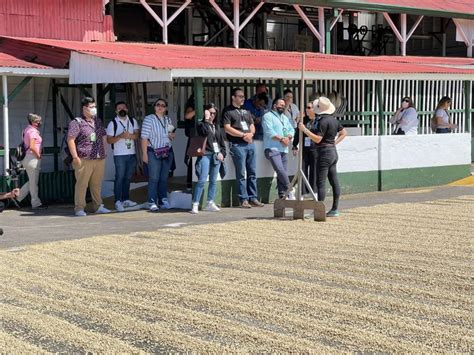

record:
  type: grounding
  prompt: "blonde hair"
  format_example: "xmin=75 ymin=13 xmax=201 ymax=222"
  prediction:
xmin=27 ymin=113 xmax=41 ymax=124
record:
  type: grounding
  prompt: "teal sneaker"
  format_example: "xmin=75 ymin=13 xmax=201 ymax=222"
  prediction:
xmin=326 ymin=209 xmax=340 ymax=217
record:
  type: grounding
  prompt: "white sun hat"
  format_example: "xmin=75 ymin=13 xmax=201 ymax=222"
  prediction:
xmin=313 ymin=96 xmax=336 ymax=115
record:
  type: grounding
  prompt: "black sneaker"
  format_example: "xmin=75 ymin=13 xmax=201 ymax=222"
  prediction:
xmin=32 ymin=204 xmax=48 ymax=210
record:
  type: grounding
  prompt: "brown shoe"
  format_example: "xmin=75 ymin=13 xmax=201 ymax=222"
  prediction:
xmin=250 ymin=199 xmax=264 ymax=207
xmin=240 ymin=200 xmax=252 ymax=208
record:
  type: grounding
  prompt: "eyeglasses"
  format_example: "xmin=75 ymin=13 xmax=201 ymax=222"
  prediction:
xmin=402 ymin=99 xmax=410 ymax=103
xmin=306 ymin=106 xmax=312 ymax=109
xmin=235 ymin=95 xmax=245 ymax=98
xmin=155 ymin=103 xmax=166 ymax=108
xmin=209 ymin=111 xmax=217 ymax=116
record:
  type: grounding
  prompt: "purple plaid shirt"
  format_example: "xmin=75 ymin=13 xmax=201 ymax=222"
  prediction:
xmin=68 ymin=117 xmax=107 ymax=159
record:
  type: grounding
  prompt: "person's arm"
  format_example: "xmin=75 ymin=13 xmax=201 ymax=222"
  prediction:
xmin=335 ymin=128 xmax=347 ymax=145
xmin=0 ymin=188 xmax=19 ymax=200
xmin=29 ymin=137 xmax=41 ymax=159
xmin=185 ymin=106 xmax=195 ymax=120
xmin=67 ymin=121 xmax=81 ymax=165
xmin=390 ymin=108 xmax=402 ymax=124
xmin=140 ymin=118 xmax=151 ymax=164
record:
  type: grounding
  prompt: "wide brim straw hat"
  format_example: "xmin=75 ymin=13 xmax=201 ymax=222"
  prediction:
xmin=313 ymin=97 xmax=336 ymax=115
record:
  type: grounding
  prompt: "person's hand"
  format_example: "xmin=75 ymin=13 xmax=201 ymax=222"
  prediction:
xmin=168 ymin=132 xmax=176 ymax=140
xmin=204 ymin=110 xmax=211 ymax=121
xmin=12 ymin=188 xmax=19 ymax=197
xmin=451 ymin=123 xmax=458 ymax=129
xmin=254 ymin=117 xmax=261 ymax=125
xmin=292 ymin=148 xmax=298 ymax=156
xmin=72 ymin=156 xmax=81 ymax=166
xmin=280 ymin=137 xmax=289 ymax=147
xmin=243 ymin=133 xmax=252 ymax=143
xmin=142 ymin=153 xmax=148 ymax=164
xmin=217 ymin=153 xmax=224 ymax=162
xmin=298 ymin=122 xmax=306 ymax=132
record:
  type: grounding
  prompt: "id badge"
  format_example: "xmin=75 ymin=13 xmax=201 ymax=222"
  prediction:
xmin=282 ymin=128 xmax=288 ymax=137
xmin=304 ymin=137 xmax=311 ymax=147
xmin=125 ymin=139 xmax=132 ymax=149
xmin=241 ymin=121 xmax=249 ymax=131
xmin=90 ymin=132 xmax=97 ymax=142
xmin=212 ymin=142 xmax=220 ymax=153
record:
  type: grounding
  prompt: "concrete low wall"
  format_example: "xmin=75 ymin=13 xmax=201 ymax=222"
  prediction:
xmin=192 ymin=134 xmax=471 ymax=206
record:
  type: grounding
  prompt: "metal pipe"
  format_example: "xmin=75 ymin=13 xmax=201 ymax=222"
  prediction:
xmin=162 ymin=0 xmax=168 ymax=44
xmin=383 ymin=12 xmax=403 ymax=43
xmin=233 ymin=0 xmax=240 ymax=48
xmin=239 ymin=1 xmax=264 ymax=32
xmin=318 ymin=7 xmax=325 ymax=53
xmin=296 ymin=53 xmax=305 ymax=200
xmin=208 ymin=0 xmax=234 ymax=30
xmin=2 ymin=75 xmax=9 ymax=174
xmin=293 ymin=5 xmax=322 ymax=42
xmin=329 ymin=9 xmax=344 ymax=31
xmin=407 ymin=15 xmax=424 ymax=40
xmin=400 ymin=13 xmax=407 ymax=56
xmin=167 ymin=0 xmax=191 ymax=25
xmin=139 ymin=0 xmax=164 ymax=27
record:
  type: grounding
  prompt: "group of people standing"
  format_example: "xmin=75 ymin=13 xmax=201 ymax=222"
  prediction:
xmin=10 ymin=87 xmax=457 ymax=218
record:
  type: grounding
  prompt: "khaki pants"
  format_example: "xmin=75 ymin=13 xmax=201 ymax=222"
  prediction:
xmin=73 ymin=159 xmax=105 ymax=212
xmin=18 ymin=153 xmax=42 ymax=208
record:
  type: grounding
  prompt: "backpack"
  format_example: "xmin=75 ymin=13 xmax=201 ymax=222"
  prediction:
xmin=15 ymin=130 xmax=28 ymax=162
xmin=111 ymin=117 xmax=135 ymax=150
xmin=62 ymin=117 xmax=82 ymax=166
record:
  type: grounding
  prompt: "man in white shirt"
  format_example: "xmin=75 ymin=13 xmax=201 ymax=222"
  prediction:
xmin=107 ymin=101 xmax=140 ymax=212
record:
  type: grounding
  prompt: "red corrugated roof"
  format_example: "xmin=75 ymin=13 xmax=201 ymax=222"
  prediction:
xmin=0 ymin=51 xmax=54 ymax=69
xmin=1 ymin=36 xmax=473 ymax=76
xmin=8 ymin=36 xmax=474 ymax=75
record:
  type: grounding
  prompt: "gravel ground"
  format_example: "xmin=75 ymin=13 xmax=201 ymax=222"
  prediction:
xmin=1 ymin=195 xmax=473 ymax=352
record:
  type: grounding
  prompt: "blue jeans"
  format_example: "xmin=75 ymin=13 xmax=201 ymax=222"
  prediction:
xmin=264 ymin=149 xmax=290 ymax=197
xmin=147 ymin=149 xmax=173 ymax=205
xmin=230 ymin=142 xmax=257 ymax=202
xmin=114 ymin=154 xmax=136 ymax=202
xmin=193 ymin=154 xmax=221 ymax=203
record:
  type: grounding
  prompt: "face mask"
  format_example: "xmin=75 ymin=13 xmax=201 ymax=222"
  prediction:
xmin=89 ymin=107 xmax=97 ymax=116
xmin=401 ymin=102 xmax=409 ymax=109
xmin=276 ymin=107 xmax=285 ymax=114
xmin=34 ymin=122 xmax=41 ymax=128
xmin=118 ymin=109 xmax=128 ymax=117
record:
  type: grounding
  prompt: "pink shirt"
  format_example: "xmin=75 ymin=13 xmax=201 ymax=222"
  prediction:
xmin=23 ymin=125 xmax=42 ymax=154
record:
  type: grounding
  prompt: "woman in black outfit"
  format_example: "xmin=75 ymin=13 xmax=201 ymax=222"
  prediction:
xmin=190 ymin=103 xmax=227 ymax=214
xmin=292 ymin=100 xmax=319 ymax=195
xmin=298 ymin=97 xmax=347 ymax=217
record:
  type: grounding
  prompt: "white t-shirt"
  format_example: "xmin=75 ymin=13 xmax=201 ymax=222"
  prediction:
xmin=435 ymin=109 xmax=449 ymax=125
xmin=106 ymin=116 xmax=139 ymax=156
xmin=398 ymin=107 xmax=418 ymax=135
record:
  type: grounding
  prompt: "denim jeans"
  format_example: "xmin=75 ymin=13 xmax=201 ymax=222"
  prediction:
xmin=264 ymin=149 xmax=290 ymax=197
xmin=147 ymin=149 xmax=173 ymax=205
xmin=113 ymin=154 xmax=136 ymax=202
xmin=229 ymin=142 xmax=257 ymax=202
xmin=316 ymin=146 xmax=340 ymax=211
xmin=193 ymin=153 xmax=221 ymax=203
xmin=436 ymin=128 xmax=451 ymax=134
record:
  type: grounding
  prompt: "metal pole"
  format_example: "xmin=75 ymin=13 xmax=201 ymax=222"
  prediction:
xmin=162 ymin=0 xmax=168 ymax=44
xmin=233 ymin=0 xmax=240 ymax=48
xmin=296 ymin=53 xmax=305 ymax=200
xmin=400 ymin=13 xmax=407 ymax=56
xmin=318 ymin=7 xmax=325 ymax=53
xmin=2 ymin=75 xmax=9 ymax=174
xmin=92 ymin=84 xmax=97 ymax=100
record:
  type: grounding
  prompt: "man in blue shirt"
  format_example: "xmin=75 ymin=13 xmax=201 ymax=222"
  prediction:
xmin=262 ymin=98 xmax=295 ymax=200
xmin=243 ymin=92 xmax=268 ymax=140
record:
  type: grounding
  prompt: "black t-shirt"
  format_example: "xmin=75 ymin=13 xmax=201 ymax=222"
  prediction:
xmin=315 ymin=114 xmax=344 ymax=146
xmin=222 ymin=105 xmax=254 ymax=144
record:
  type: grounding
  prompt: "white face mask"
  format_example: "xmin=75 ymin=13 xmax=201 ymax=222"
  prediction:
xmin=401 ymin=102 xmax=409 ymax=109
xmin=89 ymin=107 xmax=97 ymax=116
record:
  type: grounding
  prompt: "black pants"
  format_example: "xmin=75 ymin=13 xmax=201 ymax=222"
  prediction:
xmin=316 ymin=146 xmax=340 ymax=211
xmin=302 ymin=149 xmax=318 ymax=194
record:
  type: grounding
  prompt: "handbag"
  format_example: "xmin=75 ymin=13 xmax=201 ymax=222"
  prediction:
xmin=186 ymin=136 xmax=207 ymax=157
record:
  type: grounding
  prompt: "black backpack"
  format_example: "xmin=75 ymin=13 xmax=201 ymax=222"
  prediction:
xmin=15 ymin=130 xmax=28 ymax=162
xmin=111 ymin=117 xmax=135 ymax=149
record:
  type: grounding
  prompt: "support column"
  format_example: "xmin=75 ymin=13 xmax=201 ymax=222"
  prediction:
xmin=464 ymin=81 xmax=472 ymax=133
xmin=293 ymin=5 xmax=324 ymax=53
xmin=318 ymin=7 xmax=325 ymax=53
xmin=233 ymin=0 xmax=240 ymax=49
xmin=400 ymin=13 xmax=407 ymax=56
xmin=376 ymin=80 xmax=385 ymax=136
xmin=52 ymin=80 xmax=59 ymax=171
xmin=453 ymin=19 xmax=473 ymax=58
xmin=2 ymin=75 xmax=9 ymax=174
xmin=383 ymin=13 xmax=423 ymax=56
xmin=193 ymin=78 xmax=203 ymax=124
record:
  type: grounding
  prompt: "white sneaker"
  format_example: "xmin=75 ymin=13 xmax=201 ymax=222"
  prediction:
xmin=160 ymin=198 xmax=171 ymax=210
xmin=75 ymin=210 xmax=87 ymax=217
xmin=122 ymin=200 xmax=137 ymax=208
xmin=115 ymin=201 xmax=125 ymax=212
xmin=95 ymin=204 xmax=111 ymax=214
xmin=149 ymin=203 xmax=159 ymax=211
xmin=190 ymin=202 xmax=199 ymax=214
xmin=203 ymin=201 xmax=220 ymax=212
xmin=287 ymin=190 xmax=296 ymax=200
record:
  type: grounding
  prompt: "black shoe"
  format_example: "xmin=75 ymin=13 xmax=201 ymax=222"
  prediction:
xmin=32 ymin=204 xmax=48 ymax=210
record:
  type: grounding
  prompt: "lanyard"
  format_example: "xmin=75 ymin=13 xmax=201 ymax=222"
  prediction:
xmin=118 ymin=117 xmax=130 ymax=132
xmin=155 ymin=115 xmax=168 ymax=132
xmin=272 ymin=111 xmax=286 ymax=128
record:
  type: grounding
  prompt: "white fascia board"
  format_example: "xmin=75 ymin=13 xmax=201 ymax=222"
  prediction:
xmin=171 ymin=68 xmax=474 ymax=81
xmin=0 ymin=67 xmax=69 ymax=77
xmin=69 ymin=52 xmax=172 ymax=84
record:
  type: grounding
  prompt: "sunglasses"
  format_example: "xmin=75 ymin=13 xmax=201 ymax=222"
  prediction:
xmin=155 ymin=103 xmax=167 ymax=108
xmin=402 ymin=99 xmax=410 ymax=103
xmin=306 ymin=106 xmax=312 ymax=109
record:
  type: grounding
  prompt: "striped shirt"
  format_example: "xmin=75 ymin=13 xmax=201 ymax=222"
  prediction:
xmin=141 ymin=114 xmax=172 ymax=149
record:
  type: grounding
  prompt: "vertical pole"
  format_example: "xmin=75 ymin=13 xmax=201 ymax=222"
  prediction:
xmin=464 ymin=81 xmax=472 ymax=133
xmin=318 ymin=7 xmax=325 ymax=53
xmin=162 ymin=0 xmax=168 ymax=44
xmin=262 ymin=11 xmax=268 ymax=49
xmin=2 ymin=75 xmax=9 ymax=175
xmin=193 ymin=77 xmax=204 ymax=123
xmin=325 ymin=16 xmax=331 ymax=54
xmin=276 ymin=79 xmax=284 ymax=99
xmin=376 ymin=80 xmax=385 ymax=136
xmin=52 ymin=80 xmax=59 ymax=172
xmin=233 ymin=0 xmax=240 ymax=48
xmin=400 ymin=13 xmax=407 ymax=56
xmin=468 ymin=45 xmax=473 ymax=58
xmin=296 ymin=54 xmax=306 ymax=200
xmin=441 ymin=32 xmax=447 ymax=57
xmin=92 ymin=84 xmax=97 ymax=100
xmin=186 ymin=7 xmax=193 ymax=45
